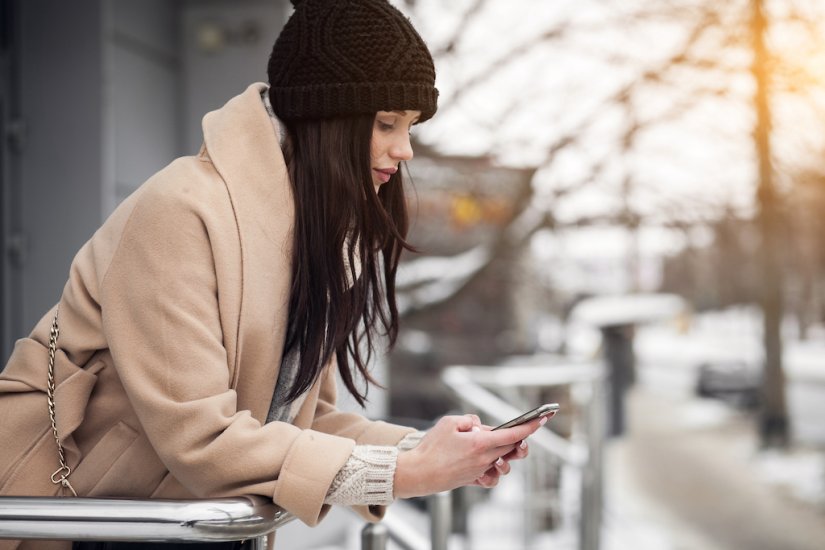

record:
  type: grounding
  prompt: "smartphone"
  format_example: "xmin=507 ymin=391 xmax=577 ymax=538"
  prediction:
xmin=492 ymin=403 xmax=559 ymax=431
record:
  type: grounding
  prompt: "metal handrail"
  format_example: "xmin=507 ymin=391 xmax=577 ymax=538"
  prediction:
xmin=442 ymin=359 xmax=606 ymax=550
xmin=0 ymin=496 xmax=294 ymax=548
xmin=0 ymin=493 xmax=453 ymax=550
xmin=362 ymin=491 xmax=452 ymax=550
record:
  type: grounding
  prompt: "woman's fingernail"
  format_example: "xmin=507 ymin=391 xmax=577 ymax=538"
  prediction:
xmin=539 ymin=416 xmax=548 ymax=426
xmin=495 ymin=457 xmax=505 ymax=467
xmin=520 ymin=440 xmax=527 ymax=450
xmin=472 ymin=426 xmax=481 ymax=432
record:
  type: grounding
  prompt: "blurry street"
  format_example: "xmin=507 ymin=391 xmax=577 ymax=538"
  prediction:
xmin=605 ymin=381 xmax=825 ymax=550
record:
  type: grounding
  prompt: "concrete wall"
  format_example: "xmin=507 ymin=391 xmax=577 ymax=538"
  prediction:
xmin=181 ymin=0 xmax=289 ymax=154
xmin=13 ymin=0 xmax=104 ymax=347
xmin=105 ymin=0 xmax=181 ymax=209
xmin=1 ymin=0 xmax=183 ymax=359
xmin=0 ymin=0 xmax=19 ymax=361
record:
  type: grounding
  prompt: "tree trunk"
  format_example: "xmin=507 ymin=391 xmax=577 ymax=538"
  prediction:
xmin=751 ymin=0 xmax=789 ymax=447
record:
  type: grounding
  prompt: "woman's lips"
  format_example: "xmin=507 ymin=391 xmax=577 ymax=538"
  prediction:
xmin=373 ymin=167 xmax=397 ymax=184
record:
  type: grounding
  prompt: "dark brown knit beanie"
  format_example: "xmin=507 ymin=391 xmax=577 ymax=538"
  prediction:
xmin=267 ymin=0 xmax=438 ymax=122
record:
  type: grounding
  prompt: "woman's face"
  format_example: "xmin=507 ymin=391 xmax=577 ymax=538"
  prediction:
xmin=370 ymin=110 xmax=421 ymax=191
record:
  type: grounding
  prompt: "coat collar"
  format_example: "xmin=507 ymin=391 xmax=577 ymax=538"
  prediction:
xmin=201 ymin=83 xmax=294 ymax=422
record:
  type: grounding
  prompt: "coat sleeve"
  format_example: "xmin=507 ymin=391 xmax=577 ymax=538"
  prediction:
xmin=311 ymin=362 xmax=416 ymax=445
xmin=98 ymin=173 xmax=354 ymax=526
xmin=310 ymin=360 xmax=416 ymax=522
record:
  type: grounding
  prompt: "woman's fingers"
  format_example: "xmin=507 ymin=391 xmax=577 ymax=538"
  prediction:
xmin=474 ymin=438 xmax=529 ymax=490
xmin=494 ymin=456 xmax=511 ymax=475
xmin=467 ymin=418 xmax=541 ymax=464
xmin=486 ymin=416 xmax=545 ymax=448
xmin=476 ymin=474 xmax=499 ymax=488
xmin=451 ymin=416 xmax=540 ymax=466
xmin=475 ymin=455 xmax=512 ymax=488
xmin=475 ymin=465 xmax=500 ymax=488
xmin=501 ymin=440 xmax=529 ymax=462
xmin=397 ymin=414 xmax=541 ymax=496
xmin=455 ymin=413 xmax=483 ymax=433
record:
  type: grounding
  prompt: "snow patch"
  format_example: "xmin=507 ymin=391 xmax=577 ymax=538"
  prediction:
xmin=754 ymin=449 xmax=825 ymax=507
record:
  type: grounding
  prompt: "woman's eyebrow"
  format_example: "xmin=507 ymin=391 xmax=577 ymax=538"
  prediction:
xmin=392 ymin=110 xmax=421 ymax=123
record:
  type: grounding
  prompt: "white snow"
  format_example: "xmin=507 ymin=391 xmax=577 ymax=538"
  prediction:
xmin=396 ymin=245 xmax=491 ymax=313
xmin=753 ymin=449 xmax=825 ymax=506
xmin=570 ymin=293 xmax=688 ymax=328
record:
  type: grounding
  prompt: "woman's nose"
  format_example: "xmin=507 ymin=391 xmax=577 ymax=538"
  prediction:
xmin=391 ymin=135 xmax=414 ymax=161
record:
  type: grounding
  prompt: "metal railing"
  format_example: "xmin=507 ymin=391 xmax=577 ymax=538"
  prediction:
xmin=0 ymin=496 xmax=293 ymax=549
xmin=362 ymin=491 xmax=451 ymax=550
xmin=0 ymin=492 xmax=454 ymax=550
xmin=442 ymin=358 xmax=606 ymax=550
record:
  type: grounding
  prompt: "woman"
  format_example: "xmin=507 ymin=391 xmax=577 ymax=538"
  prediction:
xmin=0 ymin=1 xmax=544 ymax=548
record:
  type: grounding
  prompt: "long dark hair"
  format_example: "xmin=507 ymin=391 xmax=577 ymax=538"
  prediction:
xmin=280 ymin=114 xmax=411 ymax=406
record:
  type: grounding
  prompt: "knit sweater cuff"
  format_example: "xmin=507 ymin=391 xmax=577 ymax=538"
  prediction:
xmin=325 ymin=445 xmax=398 ymax=507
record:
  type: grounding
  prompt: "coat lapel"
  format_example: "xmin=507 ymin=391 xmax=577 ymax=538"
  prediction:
xmin=200 ymin=83 xmax=294 ymax=423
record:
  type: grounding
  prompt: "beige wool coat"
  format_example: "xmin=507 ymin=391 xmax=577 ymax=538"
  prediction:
xmin=0 ymin=82 xmax=413 ymax=549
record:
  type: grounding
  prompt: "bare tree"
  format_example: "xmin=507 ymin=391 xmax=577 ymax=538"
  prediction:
xmin=398 ymin=0 xmax=825 ymax=447
xmin=750 ymin=0 xmax=789 ymax=447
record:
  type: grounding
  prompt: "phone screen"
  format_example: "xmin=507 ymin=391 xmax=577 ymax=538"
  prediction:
xmin=492 ymin=403 xmax=559 ymax=431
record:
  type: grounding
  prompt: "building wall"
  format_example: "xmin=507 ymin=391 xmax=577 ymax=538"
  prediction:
xmin=1 ymin=0 xmax=290 ymax=360
xmin=0 ymin=0 xmax=19 ymax=361
xmin=181 ymin=0 xmax=290 ymax=155
xmin=8 ymin=0 xmax=104 ymax=356
xmin=105 ymin=0 xmax=181 ymax=209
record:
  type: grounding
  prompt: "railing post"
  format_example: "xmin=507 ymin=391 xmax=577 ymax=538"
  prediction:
xmin=361 ymin=522 xmax=389 ymax=550
xmin=428 ymin=491 xmax=451 ymax=550
xmin=442 ymin=362 xmax=605 ymax=549
xmin=248 ymin=535 xmax=268 ymax=550
xmin=579 ymin=374 xmax=605 ymax=550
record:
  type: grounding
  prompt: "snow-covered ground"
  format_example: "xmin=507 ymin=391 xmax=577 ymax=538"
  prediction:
xmin=751 ymin=447 xmax=825 ymax=508
xmin=634 ymin=307 xmax=825 ymax=512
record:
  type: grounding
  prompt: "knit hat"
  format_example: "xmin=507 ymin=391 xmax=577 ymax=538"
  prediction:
xmin=267 ymin=0 xmax=438 ymax=122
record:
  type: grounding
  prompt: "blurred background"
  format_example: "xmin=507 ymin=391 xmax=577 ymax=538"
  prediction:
xmin=1 ymin=0 xmax=824 ymax=549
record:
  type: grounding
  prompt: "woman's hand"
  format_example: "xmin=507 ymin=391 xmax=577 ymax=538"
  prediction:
xmin=474 ymin=436 xmax=531 ymax=488
xmin=393 ymin=414 xmax=544 ymax=499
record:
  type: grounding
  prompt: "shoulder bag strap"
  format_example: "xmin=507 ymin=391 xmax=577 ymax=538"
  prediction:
xmin=46 ymin=306 xmax=78 ymax=496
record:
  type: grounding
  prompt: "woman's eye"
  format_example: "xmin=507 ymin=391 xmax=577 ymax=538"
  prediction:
xmin=377 ymin=121 xmax=394 ymax=132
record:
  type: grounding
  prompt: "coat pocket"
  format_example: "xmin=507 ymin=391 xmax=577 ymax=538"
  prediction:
xmin=71 ymin=421 xmax=140 ymax=496
xmin=0 ymin=339 xmax=105 ymax=495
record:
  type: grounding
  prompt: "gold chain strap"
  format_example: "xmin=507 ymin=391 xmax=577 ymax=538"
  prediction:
xmin=46 ymin=306 xmax=78 ymax=497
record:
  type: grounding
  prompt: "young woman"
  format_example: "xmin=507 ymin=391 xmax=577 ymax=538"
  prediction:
xmin=0 ymin=1 xmax=544 ymax=548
